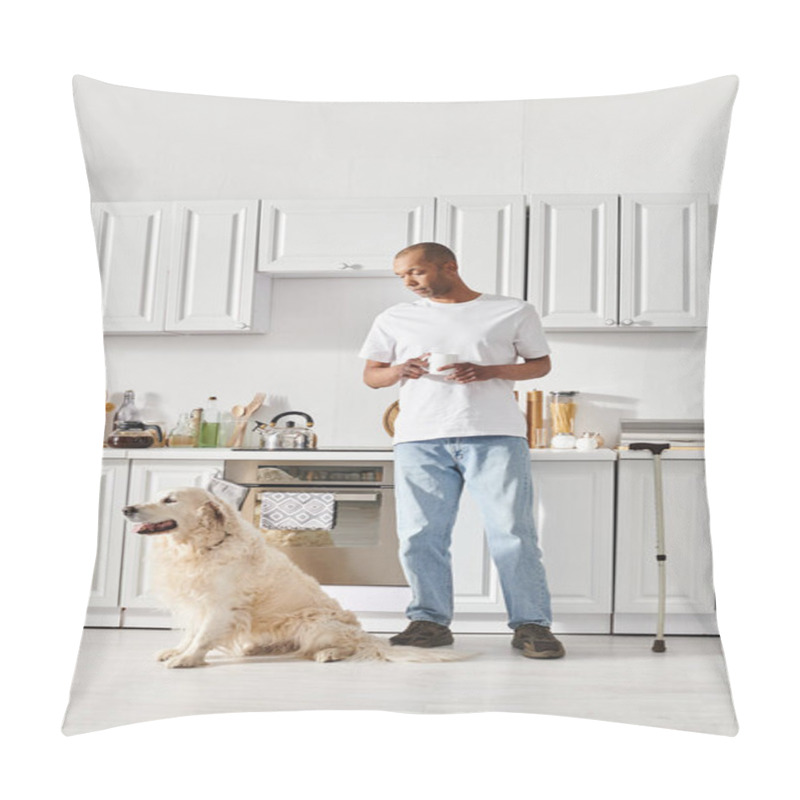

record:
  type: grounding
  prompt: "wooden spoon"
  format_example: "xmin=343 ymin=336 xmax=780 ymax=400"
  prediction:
xmin=226 ymin=392 xmax=266 ymax=447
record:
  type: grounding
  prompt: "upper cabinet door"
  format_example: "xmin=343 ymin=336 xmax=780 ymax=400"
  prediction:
xmin=434 ymin=196 xmax=525 ymax=298
xmin=258 ymin=197 xmax=434 ymax=275
xmin=92 ymin=202 xmax=172 ymax=332
xmin=527 ymin=195 xmax=619 ymax=328
xmin=165 ymin=200 xmax=259 ymax=332
xmin=619 ymin=194 xmax=710 ymax=328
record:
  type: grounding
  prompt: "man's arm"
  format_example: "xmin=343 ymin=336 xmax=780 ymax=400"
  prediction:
xmin=442 ymin=355 xmax=551 ymax=384
xmin=363 ymin=355 xmax=430 ymax=388
xmin=488 ymin=355 xmax=551 ymax=381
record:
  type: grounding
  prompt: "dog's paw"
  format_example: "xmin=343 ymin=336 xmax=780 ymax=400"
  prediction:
xmin=313 ymin=647 xmax=353 ymax=663
xmin=155 ymin=648 xmax=182 ymax=662
xmin=165 ymin=653 xmax=207 ymax=669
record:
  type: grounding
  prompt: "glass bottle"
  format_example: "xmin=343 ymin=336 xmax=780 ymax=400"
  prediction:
xmin=199 ymin=397 xmax=220 ymax=448
xmin=216 ymin=409 xmax=234 ymax=449
xmin=113 ymin=390 xmax=141 ymax=425
xmin=189 ymin=408 xmax=203 ymax=446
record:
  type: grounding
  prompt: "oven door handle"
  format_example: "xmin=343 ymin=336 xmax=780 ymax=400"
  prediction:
xmin=254 ymin=491 xmax=380 ymax=503
xmin=332 ymin=493 xmax=378 ymax=503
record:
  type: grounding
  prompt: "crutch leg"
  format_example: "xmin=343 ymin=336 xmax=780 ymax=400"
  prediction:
xmin=652 ymin=452 xmax=667 ymax=652
xmin=628 ymin=442 xmax=671 ymax=652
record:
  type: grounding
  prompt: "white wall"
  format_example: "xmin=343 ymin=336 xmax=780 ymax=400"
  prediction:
xmin=79 ymin=75 xmax=735 ymax=446
xmin=74 ymin=75 xmax=736 ymax=202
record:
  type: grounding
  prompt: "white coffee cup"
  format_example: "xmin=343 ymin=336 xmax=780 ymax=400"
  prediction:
xmin=428 ymin=352 xmax=460 ymax=375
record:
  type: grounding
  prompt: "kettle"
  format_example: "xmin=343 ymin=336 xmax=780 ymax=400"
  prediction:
xmin=254 ymin=411 xmax=318 ymax=450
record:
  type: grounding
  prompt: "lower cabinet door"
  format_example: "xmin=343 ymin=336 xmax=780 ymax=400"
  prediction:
xmin=86 ymin=459 xmax=130 ymax=626
xmin=534 ymin=461 xmax=614 ymax=633
xmin=452 ymin=459 xmax=614 ymax=633
xmin=119 ymin=460 xmax=224 ymax=628
xmin=614 ymin=457 xmax=718 ymax=634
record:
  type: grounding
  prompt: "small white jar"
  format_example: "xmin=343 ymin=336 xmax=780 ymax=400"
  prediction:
xmin=550 ymin=432 xmax=576 ymax=449
xmin=575 ymin=432 xmax=600 ymax=451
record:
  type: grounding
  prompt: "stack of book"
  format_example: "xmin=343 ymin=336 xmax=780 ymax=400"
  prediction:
xmin=617 ymin=419 xmax=704 ymax=450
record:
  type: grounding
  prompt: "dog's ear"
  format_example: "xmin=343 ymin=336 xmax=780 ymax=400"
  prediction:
xmin=197 ymin=499 xmax=226 ymax=529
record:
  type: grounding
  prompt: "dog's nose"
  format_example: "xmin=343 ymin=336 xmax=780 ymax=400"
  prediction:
xmin=122 ymin=505 xmax=137 ymax=517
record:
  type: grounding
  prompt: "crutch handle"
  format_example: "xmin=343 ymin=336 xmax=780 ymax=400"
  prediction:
xmin=629 ymin=442 xmax=671 ymax=455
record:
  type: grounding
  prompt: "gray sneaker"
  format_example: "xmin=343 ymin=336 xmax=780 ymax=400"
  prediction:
xmin=389 ymin=620 xmax=454 ymax=647
xmin=512 ymin=623 xmax=565 ymax=659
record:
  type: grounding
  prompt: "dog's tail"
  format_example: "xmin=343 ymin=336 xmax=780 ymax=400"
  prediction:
xmin=348 ymin=634 xmax=475 ymax=663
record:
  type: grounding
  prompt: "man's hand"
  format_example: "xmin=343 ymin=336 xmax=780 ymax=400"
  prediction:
xmin=440 ymin=356 xmax=551 ymax=383
xmin=363 ymin=354 xmax=430 ymax=388
xmin=442 ymin=362 xmax=496 ymax=383
xmin=396 ymin=353 xmax=430 ymax=380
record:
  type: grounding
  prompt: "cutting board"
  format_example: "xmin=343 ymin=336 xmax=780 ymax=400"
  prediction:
xmin=382 ymin=401 xmax=399 ymax=437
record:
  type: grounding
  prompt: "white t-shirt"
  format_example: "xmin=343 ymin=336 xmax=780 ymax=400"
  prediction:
xmin=359 ymin=294 xmax=550 ymax=444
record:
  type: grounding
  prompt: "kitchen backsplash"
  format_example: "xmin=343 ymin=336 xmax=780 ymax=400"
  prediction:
xmin=103 ymin=277 xmax=706 ymax=449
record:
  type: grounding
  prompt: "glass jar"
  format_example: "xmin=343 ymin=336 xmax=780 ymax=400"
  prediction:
xmin=576 ymin=431 xmax=600 ymax=451
xmin=548 ymin=391 xmax=579 ymax=436
xmin=166 ymin=413 xmax=198 ymax=447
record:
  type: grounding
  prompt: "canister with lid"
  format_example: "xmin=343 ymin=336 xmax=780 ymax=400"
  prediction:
xmin=548 ymin=391 xmax=579 ymax=436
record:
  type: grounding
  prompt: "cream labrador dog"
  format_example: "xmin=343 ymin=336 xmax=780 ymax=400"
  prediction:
xmin=123 ymin=487 xmax=466 ymax=668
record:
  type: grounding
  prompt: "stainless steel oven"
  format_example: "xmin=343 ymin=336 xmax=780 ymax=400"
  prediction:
xmin=224 ymin=459 xmax=406 ymax=586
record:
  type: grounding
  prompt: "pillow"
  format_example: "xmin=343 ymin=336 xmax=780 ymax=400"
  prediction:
xmin=63 ymin=74 xmax=739 ymax=736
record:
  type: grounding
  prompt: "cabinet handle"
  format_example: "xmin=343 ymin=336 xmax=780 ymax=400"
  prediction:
xmin=338 ymin=262 xmax=356 ymax=270
xmin=605 ymin=319 xmax=616 ymax=326
xmin=621 ymin=319 xmax=634 ymax=326
xmin=236 ymin=322 xmax=249 ymax=329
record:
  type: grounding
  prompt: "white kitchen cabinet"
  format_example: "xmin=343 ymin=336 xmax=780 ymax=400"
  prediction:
xmin=93 ymin=202 xmax=172 ymax=332
xmin=527 ymin=193 xmax=710 ymax=330
xmin=614 ymin=453 xmax=717 ymax=634
xmin=620 ymin=194 xmax=710 ymax=328
xmin=85 ymin=458 xmax=130 ymax=626
xmin=527 ymin=195 xmax=619 ymax=327
xmin=165 ymin=200 xmax=262 ymax=332
xmin=118 ymin=459 xmax=224 ymax=628
xmin=258 ymin=197 xmax=434 ymax=276
xmin=452 ymin=456 xmax=615 ymax=633
xmin=92 ymin=200 xmax=269 ymax=334
xmin=434 ymin=195 xmax=526 ymax=298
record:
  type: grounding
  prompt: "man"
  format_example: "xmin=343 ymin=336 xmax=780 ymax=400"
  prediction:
xmin=359 ymin=242 xmax=565 ymax=659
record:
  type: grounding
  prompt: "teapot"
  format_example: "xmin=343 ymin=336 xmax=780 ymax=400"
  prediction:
xmin=107 ymin=420 xmax=164 ymax=449
xmin=253 ymin=411 xmax=318 ymax=450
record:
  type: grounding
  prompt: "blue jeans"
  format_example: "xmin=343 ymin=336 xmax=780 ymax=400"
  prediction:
xmin=393 ymin=436 xmax=553 ymax=630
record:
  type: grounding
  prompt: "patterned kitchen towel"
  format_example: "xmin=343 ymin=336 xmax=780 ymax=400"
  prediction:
xmin=207 ymin=476 xmax=249 ymax=510
xmin=260 ymin=492 xmax=337 ymax=530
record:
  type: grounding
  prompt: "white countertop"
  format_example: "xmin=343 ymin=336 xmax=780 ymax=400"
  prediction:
xmin=101 ymin=446 xmax=621 ymax=461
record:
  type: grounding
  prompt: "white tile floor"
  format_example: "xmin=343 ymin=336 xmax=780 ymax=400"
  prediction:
xmin=62 ymin=628 xmax=738 ymax=737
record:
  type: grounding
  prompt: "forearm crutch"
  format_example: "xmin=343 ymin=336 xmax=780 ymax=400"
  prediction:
xmin=629 ymin=442 xmax=671 ymax=652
